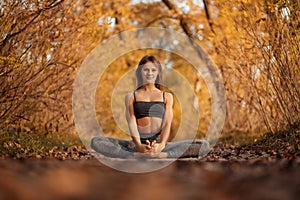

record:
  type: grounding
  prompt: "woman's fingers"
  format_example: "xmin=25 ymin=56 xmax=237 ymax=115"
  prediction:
xmin=151 ymin=140 xmax=156 ymax=147
xmin=145 ymin=140 xmax=150 ymax=145
xmin=140 ymin=140 xmax=161 ymax=153
xmin=145 ymin=140 xmax=152 ymax=150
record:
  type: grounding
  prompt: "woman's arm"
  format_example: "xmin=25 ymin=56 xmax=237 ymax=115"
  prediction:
xmin=151 ymin=92 xmax=173 ymax=152
xmin=125 ymin=92 xmax=152 ymax=153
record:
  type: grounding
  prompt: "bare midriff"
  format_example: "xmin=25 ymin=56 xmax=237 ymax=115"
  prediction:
xmin=136 ymin=117 xmax=162 ymax=134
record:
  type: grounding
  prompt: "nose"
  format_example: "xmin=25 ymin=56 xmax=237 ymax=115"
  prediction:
xmin=147 ymin=70 xmax=153 ymax=76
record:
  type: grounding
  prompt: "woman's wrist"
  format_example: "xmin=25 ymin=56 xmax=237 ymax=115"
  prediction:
xmin=135 ymin=142 xmax=149 ymax=153
xmin=159 ymin=141 xmax=166 ymax=148
xmin=134 ymin=141 xmax=142 ymax=150
xmin=159 ymin=142 xmax=166 ymax=150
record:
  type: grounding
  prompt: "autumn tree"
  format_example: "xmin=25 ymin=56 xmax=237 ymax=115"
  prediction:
xmin=1 ymin=0 xmax=298 ymax=137
xmin=0 ymin=0 xmax=109 ymax=132
xmin=210 ymin=0 xmax=300 ymax=132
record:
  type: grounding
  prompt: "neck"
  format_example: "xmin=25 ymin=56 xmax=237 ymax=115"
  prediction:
xmin=141 ymin=83 xmax=157 ymax=91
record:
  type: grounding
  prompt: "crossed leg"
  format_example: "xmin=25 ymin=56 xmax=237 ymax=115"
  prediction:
xmin=91 ymin=136 xmax=210 ymax=159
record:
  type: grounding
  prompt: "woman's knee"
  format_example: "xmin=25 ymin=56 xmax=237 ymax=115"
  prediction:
xmin=91 ymin=136 xmax=108 ymax=149
xmin=193 ymin=139 xmax=209 ymax=146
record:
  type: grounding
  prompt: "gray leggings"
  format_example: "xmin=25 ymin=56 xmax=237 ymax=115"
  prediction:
xmin=90 ymin=136 xmax=210 ymax=158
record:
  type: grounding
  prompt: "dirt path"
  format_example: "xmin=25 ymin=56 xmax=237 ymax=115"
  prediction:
xmin=0 ymin=156 xmax=299 ymax=200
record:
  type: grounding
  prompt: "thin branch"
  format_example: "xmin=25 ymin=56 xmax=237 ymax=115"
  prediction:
xmin=203 ymin=0 xmax=215 ymax=34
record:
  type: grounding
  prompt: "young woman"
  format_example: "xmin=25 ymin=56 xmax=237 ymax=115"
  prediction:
xmin=91 ymin=55 xmax=210 ymax=158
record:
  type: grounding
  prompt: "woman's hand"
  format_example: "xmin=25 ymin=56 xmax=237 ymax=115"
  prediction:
xmin=136 ymin=140 xmax=152 ymax=153
xmin=134 ymin=140 xmax=167 ymax=158
xmin=149 ymin=140 xmax=166 ymax=153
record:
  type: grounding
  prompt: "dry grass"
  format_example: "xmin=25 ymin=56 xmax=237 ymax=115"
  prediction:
xmin=0 ymin=127 xmax=85 ymax=159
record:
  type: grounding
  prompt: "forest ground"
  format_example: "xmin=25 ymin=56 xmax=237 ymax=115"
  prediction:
xmin=0 ymin=129 xmax=299 ymax=200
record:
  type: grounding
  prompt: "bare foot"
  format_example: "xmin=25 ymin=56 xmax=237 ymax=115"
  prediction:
xmin=133 ymin=152 xmax=148 ymax=158
xmin=133 ymin=152 xmax=168 ymax=159
xmin=146 ymin=152 xmax=167 ymax=158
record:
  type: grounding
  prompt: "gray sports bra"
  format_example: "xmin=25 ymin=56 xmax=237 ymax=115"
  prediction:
xmin=133 ymin=91 xmax=166 ymax=119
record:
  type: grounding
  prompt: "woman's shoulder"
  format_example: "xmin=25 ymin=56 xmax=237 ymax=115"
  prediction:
xmin=124 ymin=91 xmax=135 ymax=103
xmin=163 ymin=91 xmax=173 ymax=104
xmin=163 ymin=91 xmax=173 ymax=98
xmin=125 ymin=91 xmax=134 ymax=97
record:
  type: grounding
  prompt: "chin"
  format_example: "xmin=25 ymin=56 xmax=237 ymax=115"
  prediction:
xmin=145 ymin=81 xmax=155 ymax=84
xmin=143 ymin=79 xmax=154 ymax=83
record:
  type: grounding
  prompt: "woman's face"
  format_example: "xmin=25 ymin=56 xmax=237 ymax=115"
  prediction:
xmin=141 ymin=61 xmax=159 ymax=84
